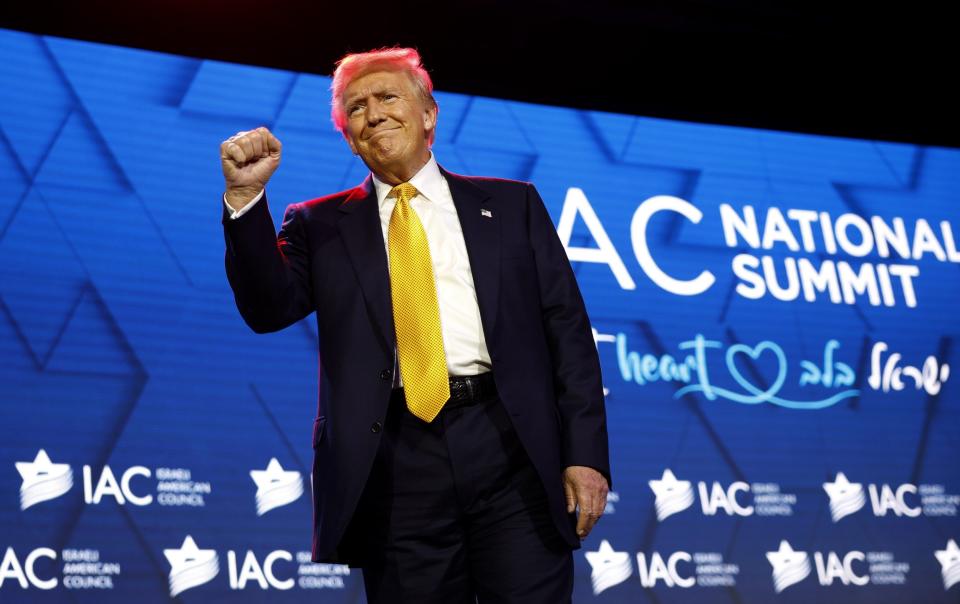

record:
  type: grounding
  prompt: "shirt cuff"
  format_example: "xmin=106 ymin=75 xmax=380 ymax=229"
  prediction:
xmin=223 ymin=189 xmax=265 ymax=219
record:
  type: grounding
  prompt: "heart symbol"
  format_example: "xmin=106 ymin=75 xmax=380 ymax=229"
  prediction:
xmin=725 ymin=341 xmax=788 ymax=402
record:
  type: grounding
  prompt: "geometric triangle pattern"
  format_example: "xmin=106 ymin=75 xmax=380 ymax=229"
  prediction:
xmin=0 ymin=26 xmax=958 ymax=604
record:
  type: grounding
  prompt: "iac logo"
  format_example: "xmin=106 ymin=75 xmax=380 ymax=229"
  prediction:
xmin=584 ymin=540 xmax=632 ymax=594
xmin=14 ymin=448 xmax=152 ymax=506
xmin=0 ymin=547 xmax=57 ymax=590
xmin=768 ymin=541 xmax=871 ymax=591
xmin=812 ymin=550 xmax=870 ymax=587
xmin=226 ymin=550 xmax=294 ymax=591
xmin=164 ymin=536 xmax=219 ymax=597
xmin=634 ymin=552 xmax=695 ymax=589
xmin=15 ymin=450 xmax=73 ymax=511
xmin=823 ymin=472 xmax=929 ymax=519
xmin=250 ymin=458 xmax=303 ymax=516
xmin=822 ymin=472 xmax=865 ymax=521
xmin=584 ymin=540 xmax=693 ymax=592
xmin=936 ymin=539 xmax=960 ymax=591
xmin=648 ymin=470 xmax=694 ymax=520
xmin=766 ymin=541 xmax=811 ymax=593
xmin=1 ymin=547 xmax=121 ymax=591
xmin=766 ymin=540 xmax=905 ymax=591
xmin=82 ymin=464 xmax=153 ymax=506
xmin=584 ymin=540 xmax=738 ymax=594
xmin=648 ymin=469 xmax=757 ymax=520
xmin=14 ymin=449 xmax=211 ymax=508
xmin=163 ymin=536 xmax=326 ymax=594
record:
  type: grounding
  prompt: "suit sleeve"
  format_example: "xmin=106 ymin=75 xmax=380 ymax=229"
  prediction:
xmin=222 ymin=190 xmax=315 ymax=333
xmin=224 ymin=189 xmax=264 ymax=220
xmin=525 ymin=183 xmax=612 ymax=489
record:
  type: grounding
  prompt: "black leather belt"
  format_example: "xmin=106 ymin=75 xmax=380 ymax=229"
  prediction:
xmin=392 ymin=372 xmax=497 ymax=411
xmin=445 ymin=372 xmax=497 ymax=409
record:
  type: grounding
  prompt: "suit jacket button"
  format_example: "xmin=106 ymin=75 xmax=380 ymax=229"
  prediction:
xmin=371 ymin=421 xmax=382 ymax=433
xmin=380 ymin=369 xmax=392 ymax=381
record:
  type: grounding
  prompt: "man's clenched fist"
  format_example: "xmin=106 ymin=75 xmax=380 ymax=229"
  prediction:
xmin=220 ymin=127 xmax=282 ymax=210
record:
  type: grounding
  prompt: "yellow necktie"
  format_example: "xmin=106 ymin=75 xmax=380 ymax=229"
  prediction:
xmin=388 ymin=182 xmax=450 ymax=422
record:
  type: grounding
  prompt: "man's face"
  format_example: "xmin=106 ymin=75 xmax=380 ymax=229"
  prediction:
xmin=342 ymin=69 xmax=436 ymax=182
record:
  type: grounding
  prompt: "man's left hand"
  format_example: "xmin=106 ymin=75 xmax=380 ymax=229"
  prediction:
xmin=563 ymin=465 xmax=609 ymax=540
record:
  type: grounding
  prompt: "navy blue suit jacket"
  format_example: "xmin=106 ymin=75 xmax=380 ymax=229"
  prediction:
xmin=222 ymin=166 xmax=610 ymax=564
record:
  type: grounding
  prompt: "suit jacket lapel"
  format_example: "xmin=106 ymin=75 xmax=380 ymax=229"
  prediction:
xmin=441 ymin=166 xmax=501 ymax=339
xmin=335 ymin=166 xmax=502 ymax=359
xmin=336 ymin=176 xmax=395 ymax=355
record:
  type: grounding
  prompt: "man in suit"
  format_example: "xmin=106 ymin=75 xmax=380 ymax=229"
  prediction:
xmin=220 ymin=47 xmax=610 ymax=603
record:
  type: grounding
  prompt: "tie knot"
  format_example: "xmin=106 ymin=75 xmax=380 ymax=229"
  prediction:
xmin=390 ymin=182 xmax=419 ymax=203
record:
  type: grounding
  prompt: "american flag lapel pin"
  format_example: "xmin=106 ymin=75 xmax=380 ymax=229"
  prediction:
xmin=481 ymin=209 xmax=492 ymax=218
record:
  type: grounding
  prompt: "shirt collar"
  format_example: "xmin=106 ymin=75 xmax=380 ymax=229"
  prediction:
xmin=372 ymin=152 xmax=444 ymax=211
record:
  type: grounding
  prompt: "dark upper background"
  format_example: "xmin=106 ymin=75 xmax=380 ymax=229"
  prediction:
xmin=2 ymin=0 xmax=955 ymax=147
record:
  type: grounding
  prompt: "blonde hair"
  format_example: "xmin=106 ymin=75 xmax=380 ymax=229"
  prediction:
xmin=330 ymin=47 xmax=437 ymax=144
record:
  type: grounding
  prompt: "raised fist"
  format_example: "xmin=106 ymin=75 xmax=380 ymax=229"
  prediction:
xmin=220 ymin=127 xmax=282 ymax=208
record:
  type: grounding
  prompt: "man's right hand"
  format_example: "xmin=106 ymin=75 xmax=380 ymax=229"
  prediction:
xmin=220 ymin=127 xmax=283 ymax=210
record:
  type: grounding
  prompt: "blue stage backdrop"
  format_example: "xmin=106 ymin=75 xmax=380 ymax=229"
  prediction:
xmin=1 ymin=28 xmax=958 ymax=603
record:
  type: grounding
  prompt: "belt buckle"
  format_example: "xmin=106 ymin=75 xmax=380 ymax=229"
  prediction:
xmin=450 ymin=378 xmax=467 ymax=403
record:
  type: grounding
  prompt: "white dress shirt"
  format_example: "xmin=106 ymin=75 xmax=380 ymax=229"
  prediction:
xmin=224 ymin=153 xmax=493 ymax=387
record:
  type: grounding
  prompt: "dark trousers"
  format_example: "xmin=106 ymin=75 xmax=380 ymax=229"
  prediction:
xmin=342 ymin=385 xmax=573 ymax=603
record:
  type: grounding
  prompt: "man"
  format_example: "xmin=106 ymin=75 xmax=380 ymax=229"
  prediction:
xmin=220 ymin=47 xmax=610 ymax=603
